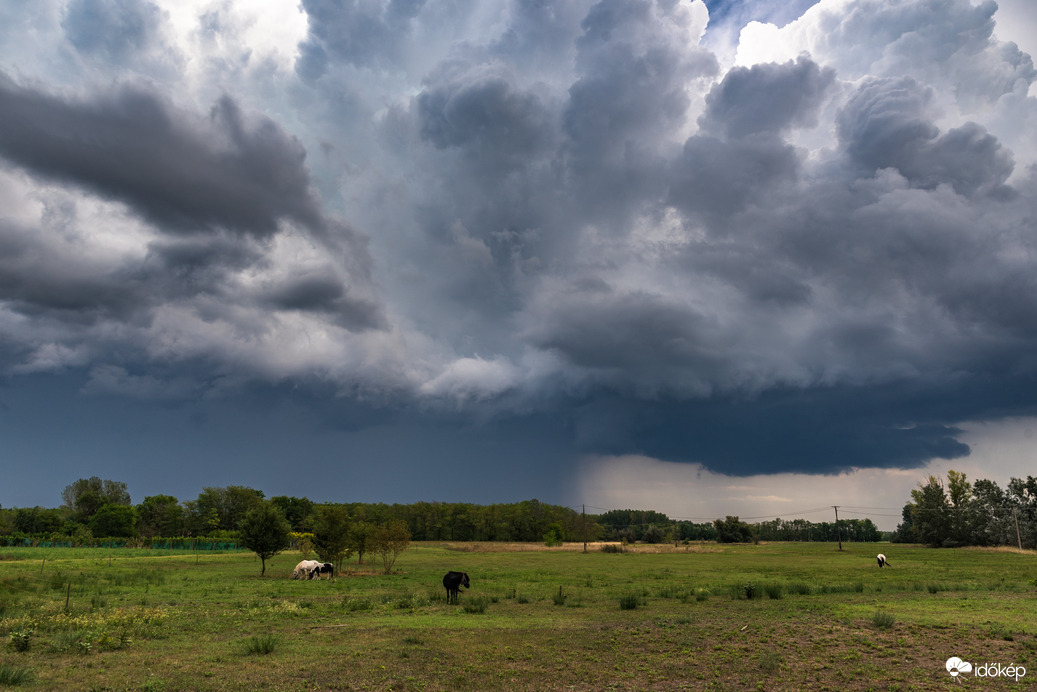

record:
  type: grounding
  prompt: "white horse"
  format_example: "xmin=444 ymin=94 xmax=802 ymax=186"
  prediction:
xmin=293 ymin=559 xmax=321 ymax=579
xmin=876 ymin=553 xmax=889 ymax=568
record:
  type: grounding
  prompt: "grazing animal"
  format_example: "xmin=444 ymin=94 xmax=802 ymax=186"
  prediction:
xmin=293 ymin=559 xmax=321 ymax=579
xmin=316 ymin=562 xmax=334 ymax=579
xmin=877 ymin=553 xmax=889 ymax=568
xmin=443 ymin=571 xmax=470 ymax=604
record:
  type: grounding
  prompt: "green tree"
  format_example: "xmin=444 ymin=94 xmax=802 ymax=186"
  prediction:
xmin=371 ymin=519 xmax=411 ymax=574
xmin=61 ymin=477 xmax=131 ymax=523
xmin=270 ymin=495 xmax=315 ymax=532
xmin=193 ymin=486 xmax=265 ymax=534
xmin=313 ymin=504 xmax=352 ymax=570
xmin=971 ymin=478 xmax=1012 ymax=546
xmin=13 ymin=507 xmax=64 ymax=534
xmin=714 ymin=516 xmax=754 ymax=543
xmin=238 ymin=503 xmax=290 ymax=576
xmin=348 ymin=521 xmax=374 ymax=565
xmin=909 ymin=475 xmax=952 ymax=547
xmin=543 ymin=522 xmax=564 ymax=547
xmin=136 ymin=495 xmax=184 ymax=537
xmin=89 ymin=504 xmax=137 ymax=538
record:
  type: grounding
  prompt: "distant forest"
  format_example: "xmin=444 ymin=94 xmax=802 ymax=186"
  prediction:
xmin=1 ymin=477 xmax=888 ymax=547
xmin=3 ymin=471 xmax=1034 ymax=549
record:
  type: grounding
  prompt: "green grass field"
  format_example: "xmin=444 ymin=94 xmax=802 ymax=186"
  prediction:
xmin=1 ymin=542 xmax=1034 ymax=690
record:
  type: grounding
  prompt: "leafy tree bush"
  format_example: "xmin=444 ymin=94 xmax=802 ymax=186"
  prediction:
xmin=543 ymin=522 xmax=563 ymax=546
xmin=348 ymin=520 xmax=374 ymax=565
xmin=313 ymin=504 xmax=352 ymax=569
xmin=237 ymin=502 xmax=290 ymax=576
xmin=88 ymin=504 xmax=137 ymax=538
xmin=371 ymin=519 xmax=411 ymax=574
xmin=714 ymin=516 xmax=754 ymax=543
xmin=136 ymin=495 xmax=184 ymax=537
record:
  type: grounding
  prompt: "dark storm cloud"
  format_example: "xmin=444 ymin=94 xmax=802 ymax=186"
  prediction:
xmin=838 ymin=77 xmax=1014 ymax=197
xmin=6 ymin=0 xmax=1037 ymax=506
xmin=417 ymin=68 xmax=555 ymax=174
xmin=668 ymin=134 xmax=800 ymax=220
xmin=259 ymin=272 xmax=386 ymax=331
xmin=0 ymin=75 xmax=320 ymax=237
xmin=698 ymin=56 xmax=834 ymax=139
xmin=567 ymin=385 xmax=977 ymax=475
xmin=0 ymin=220 xmax=143 ymax=323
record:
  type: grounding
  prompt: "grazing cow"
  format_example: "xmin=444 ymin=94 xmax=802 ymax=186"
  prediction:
xmin=316 ymin=562 xmax=334 ymax=579
xmin=293 ymin=560 xmax=321 ymax=579
xmin=877 ymin=553 xmax=889 ymax=568
xmin=443 ymin=571 xmax=470 ymax=604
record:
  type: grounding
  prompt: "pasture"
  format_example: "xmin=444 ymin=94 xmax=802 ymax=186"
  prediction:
xmin=1 ymin=542 xmax=1034 ymax=690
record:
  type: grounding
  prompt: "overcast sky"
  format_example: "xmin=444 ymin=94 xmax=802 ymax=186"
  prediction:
xmin=2 ymin=0 xmax=1036 ymax=529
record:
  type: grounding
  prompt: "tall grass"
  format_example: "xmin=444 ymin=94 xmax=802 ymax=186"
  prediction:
xmin=241 ymin=634 xmax=279 ymax=655
xmin=0 ymin=663 xmax=34 ymax=686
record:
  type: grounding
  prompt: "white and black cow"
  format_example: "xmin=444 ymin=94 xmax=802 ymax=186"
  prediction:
xmin=293 ymin=559 xmax=321 ymax=579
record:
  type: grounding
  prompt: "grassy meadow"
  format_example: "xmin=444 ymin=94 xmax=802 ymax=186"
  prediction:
xmin=1 ymin=541 xmax=1035 ymax=690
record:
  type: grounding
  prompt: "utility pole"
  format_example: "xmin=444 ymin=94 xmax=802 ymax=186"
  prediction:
xmin=833 ymin=506 xmax=843 ymax=551
xmin=1014 ymin=507 xmax=1023 ymax=551
xmin=582 ymin=505 xmax=587 ymax=553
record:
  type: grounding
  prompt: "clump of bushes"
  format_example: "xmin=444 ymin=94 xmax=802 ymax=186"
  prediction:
xmin=0 ymin=663 xmax=34 ymax=686
xmin=871 ymin=611 xmax=896 ymax=630
xmin=7 ymin=629 xmax=32 ymax=652
xmin=618 ymin=593 xmax=642 ymax=610
xmin=600 ymin=544 xmax=624 ymax=554
xmin=241 ymin=634 xmax=279 ymax=655
xmin=462 ymin=597 xmax=489 ymax=614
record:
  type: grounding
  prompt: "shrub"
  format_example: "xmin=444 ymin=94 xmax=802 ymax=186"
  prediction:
xmin=0 ymin=663 xmax=34 ymax=686
xmin=7 ymin=629 xmax=32 ymax=652
xmin=618 ymin=593 xmax=640 ymax=610
xmin=600 ymin=544 xmax=624 ymax=553
xmin=543 ymin=523 xmax=564 ymax=547
xmin=695 ymin=589 xmax=710 ymax=602
xmin=343 ymin=597 xmax=371 ymax=611
xmin=242 ymin=634 xmax=279 ymax=655
xmin=763 ymin=583 xmax=783 ymax=599
xmin=742 ymin=582 xmax=756 ymax=600
xmin=462 ymin=598 xmax=488 ymax=614
xmin=552 ymin=586 xmax=567 ymax=606
xmin=872 ymin=611 xmax=896 ymax=630
xmin=788 ymin=582 xmax=812 ymax=596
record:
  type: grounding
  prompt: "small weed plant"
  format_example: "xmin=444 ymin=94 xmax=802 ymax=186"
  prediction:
xmin=0 ymin=663 xmax=34 ymax=686
xmin=462 ymin=597 xmax=489 ymax=614
xmin=7 ymin=629 xmax=32 ymax=652
xmin=242 ymin=634 xmax=279 ymax=656
xmin=872 ymin=611 xmax=896 ymax=630
xmin=618 ymin=593 xmax=640 ymax=610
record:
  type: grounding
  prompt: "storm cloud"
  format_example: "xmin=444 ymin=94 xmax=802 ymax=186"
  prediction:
xmin=2 ymin=0 xmax=1037 ymax=509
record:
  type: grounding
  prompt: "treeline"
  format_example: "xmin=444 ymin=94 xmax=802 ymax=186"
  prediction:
xmin=892 ymin=471 xmax=1037 ymax=548
xmin=2 ymin=478 xmax=889 ymax=547
xmin=0 ymin=480 xmax=595 ymax=545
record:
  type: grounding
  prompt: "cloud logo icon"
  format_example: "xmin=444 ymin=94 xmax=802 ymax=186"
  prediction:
xmin=946 ymin=657 xmax=973 ymax=677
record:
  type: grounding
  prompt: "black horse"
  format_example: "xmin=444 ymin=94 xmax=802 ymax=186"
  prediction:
xmin=443 ymin=571 xmax=470 ymax=604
